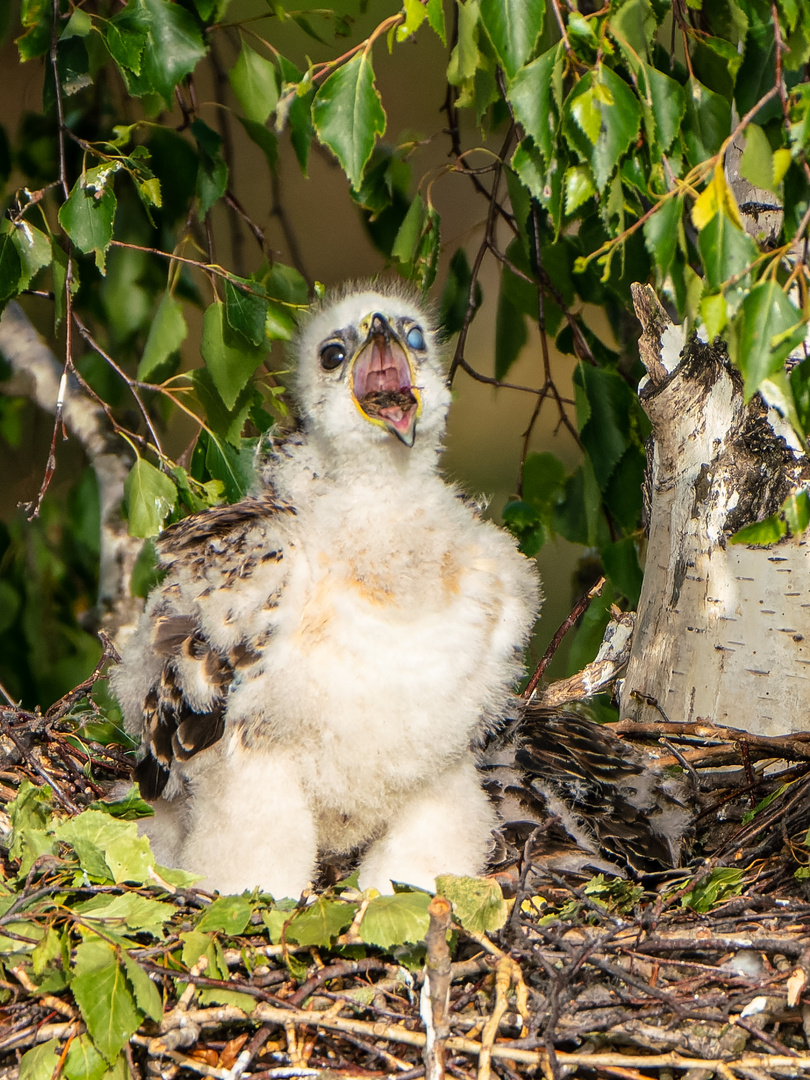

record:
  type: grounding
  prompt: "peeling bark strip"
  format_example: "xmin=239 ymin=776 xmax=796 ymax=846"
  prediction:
xmin=621 ymin=285 xmax=810 ymax=737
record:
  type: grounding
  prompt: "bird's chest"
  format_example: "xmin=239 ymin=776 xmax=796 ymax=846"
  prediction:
xmin=265 ymin=507 xmax=502 ymax=725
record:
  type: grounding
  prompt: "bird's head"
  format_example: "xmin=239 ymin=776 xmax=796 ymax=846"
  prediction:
xmin=291 ymin=282 xmax=450 ymax=461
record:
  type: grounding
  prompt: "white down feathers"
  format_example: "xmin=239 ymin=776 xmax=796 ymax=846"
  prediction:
xmin=113 ymin=282 xmax=541 ymax=897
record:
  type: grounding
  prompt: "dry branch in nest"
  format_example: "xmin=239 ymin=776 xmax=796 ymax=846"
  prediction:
xmin=3 ymin=662 xmax=810 ymax=1080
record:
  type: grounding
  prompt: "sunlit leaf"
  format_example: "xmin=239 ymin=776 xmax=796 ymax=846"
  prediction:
xmin=72 ymin=938 xmax=141 ymax=1062
xmin=360 ymin=891 xmax=431 ymax=948
xmin=563 ymin=66 xmax=641 ymax=191
xmin=196 ymin=895 xmax=254 ymax=934
xmin=447 ymin=0 xmax=480 ymax=85
xmin=312 ymin=52 xmax=386 ymax=189
xmin=435 ymin=875 xmax=507 ymax=933
xmin=58 ymin=164 xmax=120 ymax=274
xmin=123 ymin=458 xmax=178 ymax=539
xmin=287 ymin=897 xmax=357 ymax=945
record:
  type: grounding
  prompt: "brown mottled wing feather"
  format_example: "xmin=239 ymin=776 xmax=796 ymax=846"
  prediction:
xmin=486 ymin=709 xmax=696 ymax=877
xmin=133 ymin=495 xmax=293 ymax=799
xmin=136 ymin=619 xmax=232 ymax=798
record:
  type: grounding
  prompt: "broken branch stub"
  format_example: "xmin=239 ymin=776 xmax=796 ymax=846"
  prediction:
xmin=620 ymin=284 xmax=810 ymax=737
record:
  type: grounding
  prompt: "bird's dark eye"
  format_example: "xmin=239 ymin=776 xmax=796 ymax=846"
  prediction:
xmin=320 ymin=343 xmax=345 ymax=370
xmin=406 ymin=326 xmax=426 ymax=351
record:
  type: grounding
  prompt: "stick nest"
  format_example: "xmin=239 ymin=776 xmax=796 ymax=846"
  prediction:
xmin=2 ymin=659 xmax=810 ymax=1080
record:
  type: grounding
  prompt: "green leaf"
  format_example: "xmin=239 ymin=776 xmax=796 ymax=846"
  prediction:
xmin=123 ymin=458 xmax=177 ymax=539
xmin=11 ymin=222 xmax=52 ymax=290
xmin=120 ymin=950 xmax=163 ymax=1021
xmin=601 ymin=536 xmax=643 ymax=606
xmin=741 ymin=782 xmax=792 ymax=826
xmin=507 ymin=46 xmax=559 ymax=164
xmin=495 ymin=288 xmax=527 ymax=379
xmin=74 ymin=893 xmax=175 ymax=937
xmin=72 ymin=938 xmax=141 ymax=1063
xmin=701 ymin=292 xmax=727 ymax=341
xmin=138 ymin=292 xmax=187 ymax=381
xmin=610 ymin=0 xmax=656 ymax=60
xmin=104 ymin=18 xmax=147 ymax=77
xmin=287 ymin=897 xmax=358 ymax=946
xmin=782 ymin=490 xmax=810 ymax=535
xmin=63 ymin=1035 xmax=108 ymax=1080
xmin=728 ymin=280 xmax=805 ymax=399
xmin=19 ymin=1041 xmax=60 ymax=1080
xmin=435 ymin=875 xmax=507 ymax=933
xmin=447 ymin=0 xmax=480 ymax=85
xmin=426 ymin=0 xmax=447 ymax=44
xmin=192 ymin=430 xmax=254 ymax=502
xmin=312 ymin=52 xmax=386 ymax=190
xmin=276 ymin=57 xmax=314 ymax=174
xmin=791 ymin=357 xmax=810 ymax=434
xmin=697 ymin=209 xmax=757 ymax=291
xmin=729 ymin=512 xmax=787 ymax=546
xmin=479 ymin=0 xmax=545 ymax=79
xmin=192 ymin=118 xmax=228 ymax=219
xmin=229 ymin=43 xmax=278 ymax=124
xmin=563 ymin=66 xmax=641 ymax=192
xmin=391 ymin=193 xmax=425 ymax=264
xmin=58 ymin=165 xmax=119 ymax=274
xmin=0 ymin=229 xmax=22 ymax=310
xmin=643 ymin=195 xmax=682 ymax=279
xmin=639 ymin=64 xmax=685 ymax=154
xmin=574 ymin=363 xmax=636 ymax=491
xmin=225 ymin=278 xmax=269 ymax=346
xmin=397 ymin=0 xmax=427 ymax=41
xmin=440 ymin=248 xmax=482 ymax=336
xmin=360 ymin=892 xmax=431 ymax=948
xmin=680 ymin=868 xmax=744 ymax=912
xmin=201 ymin=301 xmax=267 ymax=410
xmin=188 ymin=369 xmax=254 ymax=446
xmin=564 ymin=164 xmax=596 ymax=215
xmin=57 ymin=809 xmax=155 ymax=883
xmin=740 ymin=123 xmax=778 ymax=193
xmin=196 ymin=895 xmax=254 ymax=934
xmin=683 ymin=77 xmax=731 ymax=165
xmin=111 ymin=0 xmax=206 ymax=106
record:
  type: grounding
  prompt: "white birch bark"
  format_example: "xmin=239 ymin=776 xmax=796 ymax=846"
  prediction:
xmin=619 ymin=285 xmax=810 ymax=737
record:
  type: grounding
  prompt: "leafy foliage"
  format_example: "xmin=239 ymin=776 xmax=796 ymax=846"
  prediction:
xmin=1 ymin=774 xmax=514 ymax=1077
xmin=2 ymin=0 xmax=810 ymax=703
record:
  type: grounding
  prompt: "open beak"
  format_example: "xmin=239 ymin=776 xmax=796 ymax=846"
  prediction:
xmin=350 ymin=313 xmax=421 ymax=446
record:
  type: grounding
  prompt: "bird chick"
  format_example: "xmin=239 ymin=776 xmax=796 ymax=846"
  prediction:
xmin=113 ymin=281 xmax=541 ymax=897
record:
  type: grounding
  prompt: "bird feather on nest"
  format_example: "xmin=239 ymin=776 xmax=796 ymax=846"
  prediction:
xmin=112 ymin=281 xmax=542 ymax=897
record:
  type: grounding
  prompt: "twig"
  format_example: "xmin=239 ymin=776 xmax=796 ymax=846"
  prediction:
xmin=422 ymin=896 xmax=453 ymax=1080
xmin=522 ymin=578 xmax=606 ymax=698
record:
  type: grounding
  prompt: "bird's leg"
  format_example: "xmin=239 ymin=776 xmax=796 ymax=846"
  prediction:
xmin=179 ymin=743 xmax=317 ymax=899
xmin=138 ymin=793 xmax=187 ymax=868
xmin=357 ymin=758 xmax=498 ymax=893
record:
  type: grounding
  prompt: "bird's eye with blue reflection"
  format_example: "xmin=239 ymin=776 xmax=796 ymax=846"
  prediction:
xmin=320 ymin=343 xmax=345 ymax=370
xmin=406 ymin=326 xmax=426 ymax=351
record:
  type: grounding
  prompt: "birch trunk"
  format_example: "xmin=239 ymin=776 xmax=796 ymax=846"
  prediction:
xmin=619 ymin=285 xmax=810 ymax=737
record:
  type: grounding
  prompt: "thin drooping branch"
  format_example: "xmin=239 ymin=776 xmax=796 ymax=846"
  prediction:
xmin=0 ymin=302 xmax=144 ymax=643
